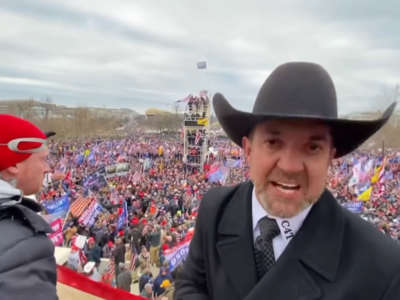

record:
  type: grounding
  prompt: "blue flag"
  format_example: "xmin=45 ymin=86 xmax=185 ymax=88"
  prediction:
xmin=117 ymin=201 xmax=128 ymax=230
xmin=43 ymin=194 xmax=70 ymax=219
xmin=75 ymin=154 xmax=84 ymax=165
xmin=343 ymin=202 xmax=363 ymax=214
xmin=88 ymin=151 xmax=96 ymax=165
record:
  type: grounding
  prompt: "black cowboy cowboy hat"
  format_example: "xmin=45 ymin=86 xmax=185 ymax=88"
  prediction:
xmin=213 ymin=62 xmax=396 ymax=158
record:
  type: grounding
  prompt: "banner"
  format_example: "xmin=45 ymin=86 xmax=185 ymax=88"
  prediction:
xmin=343 ymin=202 xmax=363 ymax=214
xmin=105 ymin=163 xmax=131 ymax=178
xmin=143 ymin=158 xmax=152 ymax=171
xmin=83 ymin=172 xmax=108 ymax=191
xmin=78 ymin=200 xmax=103 ymax=227
xmin=49 ymin=218 xmax=64 ymax=246
xmin=78 ymin=199 xmax=94 ymax=225
xmin=164 ymin=239 xmax=191 ymax=272
xmin=87 ymin=203 xmax=103 ymax=226
xmin=74 ymin=235 xmax=87 ymax=249
xmin=43 ymin=195 xmax=70 ymax=219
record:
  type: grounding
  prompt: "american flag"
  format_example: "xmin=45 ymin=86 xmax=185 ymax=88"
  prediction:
xmin=128 ymin=250 xmax=137 ymax=272
xmin=199 ymin=90 xmax=208 ymax=98
xmin=70 ymin=197 xmax=92 ymax=218
xmin=176 ymin=94 xmax=192 ymax=103
xmin=57 ymin=157 xmax=68 ymax=172
xmin=130 ymin=171 xmax=141 ymax=184
xmin=79 ymin=249 xmax=88 ymax=266
xmin=103 ymin=258 xmax=115 ymax=283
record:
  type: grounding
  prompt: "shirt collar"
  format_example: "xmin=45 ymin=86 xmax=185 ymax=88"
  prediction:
xmin=252 ymin=186 xmax=313 ymax=241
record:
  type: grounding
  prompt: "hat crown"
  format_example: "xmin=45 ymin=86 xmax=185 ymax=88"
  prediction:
xmin=0 ymin=114 xmax=47 ymax=171
xmin=253 ymin=62 xmax=338 ymax=119
xmin=212 ymin=61 xmax=395 ymax=158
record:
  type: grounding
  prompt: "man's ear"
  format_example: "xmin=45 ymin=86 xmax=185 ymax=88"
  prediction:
xmin=3 ymin=165 xmax=18 ymax=177
xmin=329 ymin=147 xmax=337 ymax=164
xmin=242 ymin=136 xmax=251 ymax=161
xmin=331 ymin=147 xmax=337 ymax=159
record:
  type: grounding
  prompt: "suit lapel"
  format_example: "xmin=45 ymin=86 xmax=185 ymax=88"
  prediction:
xmin=295 ymin=190 xmax=345 ymax=282
xmin=216 ymin=181 xmax=257 ymax=299
xmin=245 ymin=189 xmax=345 ymax=300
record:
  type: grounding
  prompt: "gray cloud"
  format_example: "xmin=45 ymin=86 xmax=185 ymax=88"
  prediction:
xmin=0 ymin=0 xmax=399 ymax=115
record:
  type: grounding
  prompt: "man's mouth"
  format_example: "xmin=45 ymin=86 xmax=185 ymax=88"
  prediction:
xmin=271 ymin=181 xmax=300 ymax=190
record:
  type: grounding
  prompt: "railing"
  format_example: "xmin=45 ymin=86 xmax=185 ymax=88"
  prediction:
xmin=57 ymin=265 xmax=146 ymax=300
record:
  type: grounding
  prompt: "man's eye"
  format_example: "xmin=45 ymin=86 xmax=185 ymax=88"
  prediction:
xmin=309 ymin=144 xmax=321 ymax=152
xmin=265 ymin=139 xmax=280 ymax=147
xmin=266 ymin=139 xmax=275 ymax=145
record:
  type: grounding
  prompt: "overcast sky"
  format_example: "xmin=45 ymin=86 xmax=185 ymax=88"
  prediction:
xmin=0 ymin=0 xmax=399 ymax=114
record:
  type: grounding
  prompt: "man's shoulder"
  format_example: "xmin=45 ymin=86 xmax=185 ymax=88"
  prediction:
xmin=0 ymin=215 xmax=36 ymax=251
xmin=201 ymin=181 xmax=249 ymax=211
xmin=194 ymin=182 xmax=251 ymax=232
xmin=0 ymin=216 xmax=55 ymax=272
xmin=0 ymin=201 xmax=52 ymax=234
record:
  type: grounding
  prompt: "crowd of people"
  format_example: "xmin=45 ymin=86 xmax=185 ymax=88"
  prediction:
xmin=38 ymin=132 xmax=400 ymax=298
xmin=328 ymin=149 xmax=400 ymax=240
xmin=40 ymin=134 xmax=228 ymax=298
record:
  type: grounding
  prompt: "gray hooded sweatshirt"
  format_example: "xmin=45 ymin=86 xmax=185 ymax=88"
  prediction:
xmin=0 ymin=179 xmax=58 ymax=300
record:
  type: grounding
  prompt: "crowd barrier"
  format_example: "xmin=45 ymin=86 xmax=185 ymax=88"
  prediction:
xmin=57 ymin=265 xmax=146 ymax=300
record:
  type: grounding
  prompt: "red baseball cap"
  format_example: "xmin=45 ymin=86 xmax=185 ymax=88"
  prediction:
xmin=0 ymin=114 xmax=55 ymax=171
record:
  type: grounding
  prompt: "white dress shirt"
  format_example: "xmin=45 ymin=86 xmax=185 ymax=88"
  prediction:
xmin=252 ymin=187 xmax=313 ymax=260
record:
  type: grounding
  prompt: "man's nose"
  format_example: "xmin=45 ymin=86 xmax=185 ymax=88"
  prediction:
xmin=276 ymin=148 xmax=305 ymax=174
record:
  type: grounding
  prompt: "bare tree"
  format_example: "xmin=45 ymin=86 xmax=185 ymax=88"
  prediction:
xmin=43 ymin=96 xmax=53 ymax=121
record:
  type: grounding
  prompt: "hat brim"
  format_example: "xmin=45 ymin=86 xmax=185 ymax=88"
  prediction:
xmin=213 ymin=93 xmax=396 ymax=158
xmin=45 ymin=131 xmax=56 ymax=138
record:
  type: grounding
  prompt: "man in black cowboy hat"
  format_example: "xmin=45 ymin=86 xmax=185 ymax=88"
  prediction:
xmin=175 ymin=62 xmax=400 ymax=300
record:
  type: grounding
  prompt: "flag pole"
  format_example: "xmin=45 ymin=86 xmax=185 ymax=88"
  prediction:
xmin=61 ymin=208 xmax=71 ymax=231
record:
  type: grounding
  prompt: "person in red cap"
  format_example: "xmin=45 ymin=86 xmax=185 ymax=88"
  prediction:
xmin=0 ymin=114 xmax=58 ymax=300
xmin=85 ymin=237 xmax=101 ymax=267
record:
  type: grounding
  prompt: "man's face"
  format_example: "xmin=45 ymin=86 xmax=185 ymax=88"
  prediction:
xmin=243 ymin=120 xmax=335 ymax=218
xmin=15 ymin=147 xmax=50 ymax=195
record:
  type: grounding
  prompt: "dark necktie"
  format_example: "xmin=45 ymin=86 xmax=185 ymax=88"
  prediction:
xmin=254 ymin=216 xmax=280 ymax=280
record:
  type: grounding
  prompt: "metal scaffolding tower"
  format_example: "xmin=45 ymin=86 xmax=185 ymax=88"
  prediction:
xmin=182 ymin=91 xmax=210 ymax=172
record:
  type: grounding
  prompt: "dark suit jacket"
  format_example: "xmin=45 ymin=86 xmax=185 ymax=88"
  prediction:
xmin=175 ymin=181 xmax=400 ymax=300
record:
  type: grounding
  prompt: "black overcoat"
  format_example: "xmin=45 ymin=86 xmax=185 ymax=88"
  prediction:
xmin=175 ymin=182 xmax=400 ymax=300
